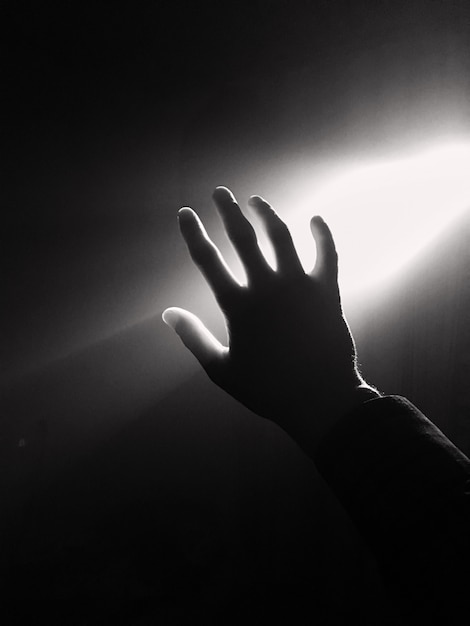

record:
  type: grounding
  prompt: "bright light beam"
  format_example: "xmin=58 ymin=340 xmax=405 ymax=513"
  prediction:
xmin=258 ymin=141 xmax=470 ymax=296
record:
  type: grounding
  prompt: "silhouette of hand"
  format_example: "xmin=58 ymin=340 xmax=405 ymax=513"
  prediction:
xmin=163 ymin=187 xmax=378 ymax=457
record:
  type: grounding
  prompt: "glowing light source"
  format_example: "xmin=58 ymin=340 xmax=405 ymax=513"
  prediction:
xmin=261 ymin=141 xmax=470 ymax=295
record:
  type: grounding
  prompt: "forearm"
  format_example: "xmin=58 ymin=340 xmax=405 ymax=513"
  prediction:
xmin=315 ymin=396 xmax=470 ymax=624
xmin=293 ymin=383 xmax=381 ymax=459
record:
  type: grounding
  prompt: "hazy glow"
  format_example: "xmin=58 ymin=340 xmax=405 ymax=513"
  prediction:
xmin=259 ymin=142 xmax=470 ymax=295
xmin=17 ymin=141 xmax=469 ymax=379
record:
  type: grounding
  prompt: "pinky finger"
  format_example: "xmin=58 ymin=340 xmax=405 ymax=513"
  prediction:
xmin=162 ymin=307 xmax=227 ymax=372
xmin=309 ymin=215 xmax=338 ymax=283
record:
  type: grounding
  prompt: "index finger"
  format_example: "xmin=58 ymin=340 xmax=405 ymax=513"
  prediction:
xmin=178 ymin=207 xmax=240 ymax=305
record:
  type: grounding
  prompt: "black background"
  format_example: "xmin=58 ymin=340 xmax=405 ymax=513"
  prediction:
xmin=2 ymin=2 xmax=470 ymax=624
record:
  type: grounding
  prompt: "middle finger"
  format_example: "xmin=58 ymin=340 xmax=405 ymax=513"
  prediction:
xmin=212 ymin=186 xmax=271 ymax=285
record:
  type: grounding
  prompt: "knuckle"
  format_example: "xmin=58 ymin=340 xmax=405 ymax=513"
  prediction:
xmin=271 ymin=217 xmax=288 ymax=233
xmin=230 ymin=225 xmax=257 ymax=247
xmin=191 ymin=240 xmax=216 ymax=266
xmin=269 ymin=219 xmax=291 ymax=242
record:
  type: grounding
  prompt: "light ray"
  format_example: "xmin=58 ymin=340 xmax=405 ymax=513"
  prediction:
xmin=283 ymin=141 xmax=470 ymax=295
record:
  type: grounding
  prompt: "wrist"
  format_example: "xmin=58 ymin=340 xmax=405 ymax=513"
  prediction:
xmin=296 ymin=382 xmax=381 ymax=460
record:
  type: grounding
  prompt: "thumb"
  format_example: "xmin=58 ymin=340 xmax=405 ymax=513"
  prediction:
xmin=162 ymin=307 xmax=227 ymax=370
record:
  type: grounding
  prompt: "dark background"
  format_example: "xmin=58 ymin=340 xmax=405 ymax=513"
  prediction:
xmin=2 ymin=1 xmax=470 ymax=624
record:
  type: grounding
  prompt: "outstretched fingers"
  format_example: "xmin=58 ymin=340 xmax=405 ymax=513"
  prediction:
xmin=309 ymin=216 xmax=338 ymax=283
xmin=178 ymin=207 xmax=239 ymax=306
xmin=248 ymin=195 xmax=304 ymax=276
xmin=212 ymin=187 xmax=271 ymax=285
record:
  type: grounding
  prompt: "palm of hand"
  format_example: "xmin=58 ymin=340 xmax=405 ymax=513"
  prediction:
xmin=218 ymin=274 xmax=355 ymax=426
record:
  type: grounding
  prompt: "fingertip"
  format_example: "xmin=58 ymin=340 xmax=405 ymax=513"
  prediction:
xmin=178 ymin=207 xmax=205 ymax=238
xmin=178 ymin=206 xmax=195 ymax=220
xmin=310 ymin=216 xmax=332 ymax=240
xmin=212 ymin=186 xmax=236 ymax=203
xmin=248 ymin=195 xmax=273 ymax=214
xmin=162 ymin=307 xmax=181 ymax=330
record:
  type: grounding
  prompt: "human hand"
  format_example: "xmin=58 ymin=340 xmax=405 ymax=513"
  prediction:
xmin=163 ymin=187 xmax=378 ymax=458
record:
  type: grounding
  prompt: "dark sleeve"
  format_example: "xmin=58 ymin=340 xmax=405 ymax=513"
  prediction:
xmin=315 ymin=395 xmax=470 ymax=625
